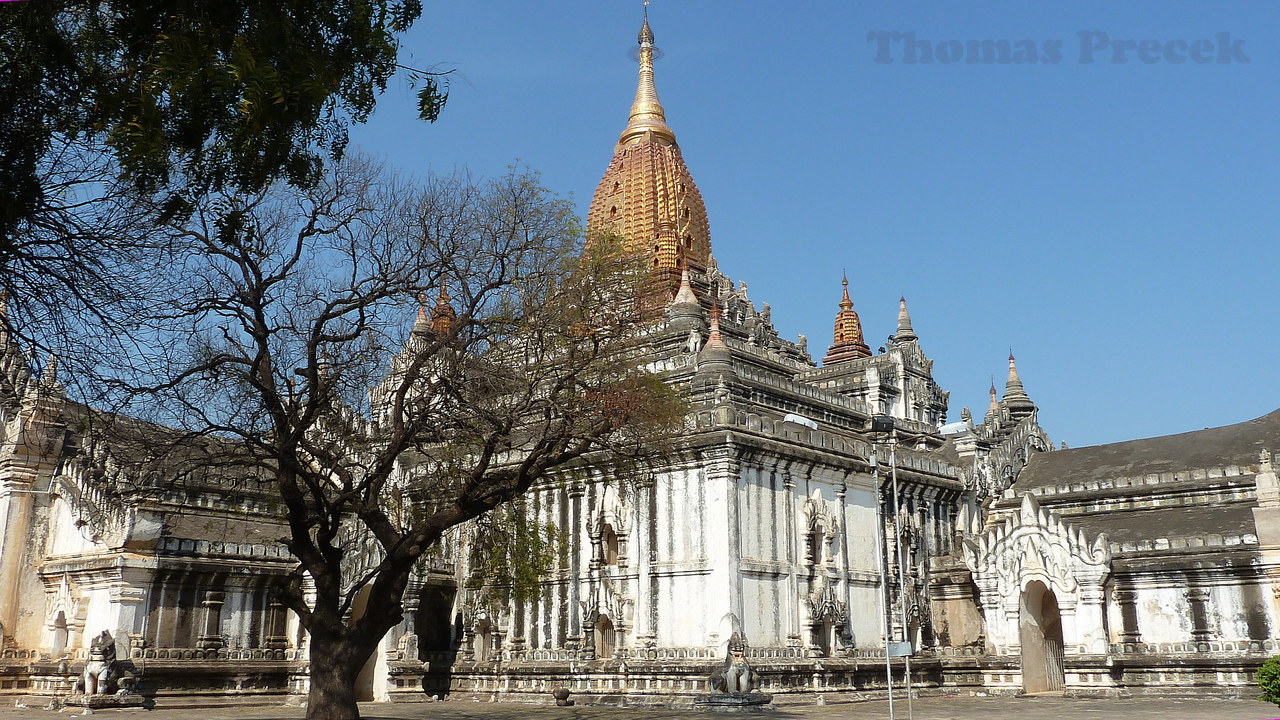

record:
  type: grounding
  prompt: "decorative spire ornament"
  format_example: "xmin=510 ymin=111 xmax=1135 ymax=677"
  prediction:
xmin=619 ymin=2 xmax=675 ymax=148
xmin=585 ymin=5 xmax=711 ymax=279
xmin=672 ymin=264 xmax=699 ymax=306
xmin=706 ymin=299 xmax=725 ymax=347
xmin=412 ymin=292 xmax=431 ymax=334
xmin=1002 ymin=352 xmax=1036 ymax=417
xmin=891 ymin=296 xmax=918 ymax=343
xmin=821 ymin=274 xmax=871 ymax=365
xmin=430 ymin=284 xmax=456 ymax=335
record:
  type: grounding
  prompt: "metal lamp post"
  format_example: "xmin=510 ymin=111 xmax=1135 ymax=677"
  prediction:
xmin=872 ymin=415 xmax=914 ymax=720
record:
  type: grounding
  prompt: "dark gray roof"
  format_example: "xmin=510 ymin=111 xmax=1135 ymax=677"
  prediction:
xmin=1015 ymin=409 xmax=1280 ymax=491
xmin=1063 ymin=503 xmax=1256 ymax=545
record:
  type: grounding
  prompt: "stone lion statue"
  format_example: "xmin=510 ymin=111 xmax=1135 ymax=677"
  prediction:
xmin=73 ymin=631 xmax=136 ymax=696
xmin=708 ymin=632 xmax=756 ymax=695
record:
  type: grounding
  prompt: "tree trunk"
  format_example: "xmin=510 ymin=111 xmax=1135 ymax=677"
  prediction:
xmin=306 ymin=633 xmax=368 ymax=720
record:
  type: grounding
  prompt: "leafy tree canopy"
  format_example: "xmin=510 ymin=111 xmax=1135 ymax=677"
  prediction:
xmin=0 ymin=0 xmax=445 ymax=248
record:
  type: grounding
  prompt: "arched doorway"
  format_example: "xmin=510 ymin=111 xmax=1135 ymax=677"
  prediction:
xmin=594 ymin=614 xmax=615 ymax=659
xmin=50 ymin=611 xmax=68 ymax=655
xmin=349 ymin=587 xmax=377 ymax=702
xmin=1019 ymin=580 xmax=1064 ymax=693
xmin=417 ymin=586 xmax=457 ymax=656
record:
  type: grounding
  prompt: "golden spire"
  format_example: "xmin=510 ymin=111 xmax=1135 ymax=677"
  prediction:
xmin=430 ymin=284 xmax=456 ymax=335
xmin=586 ymin=5 xmax=711 ymax=281
xmin=618 ymin=3 xmax=675 ymax=148
xmin=822 ymin=273 xmax=871 ymax=365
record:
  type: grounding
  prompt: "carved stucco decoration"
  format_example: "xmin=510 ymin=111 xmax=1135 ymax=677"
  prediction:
xmin=962 ymin=493 xmax=1112 ymax=654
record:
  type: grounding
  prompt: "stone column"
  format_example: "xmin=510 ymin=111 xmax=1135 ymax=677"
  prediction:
xmin=566 ymin=483 xmax=584 ymax=650
xmin=1002 ymin=605 xmax=1021 ymax=655
xmin=633 ymin=474 xmax=656 ymax=652
xmin=1057 ymin=598 xmax=1079 ymax=654
xmin=460 ymin=617 xmax=476 ymax=662
xmin=580 ymin=606 xmax=596 ymax=660
xmin=783 ymin=470 xmax=801 ymax=647
xmin=1187 ymin=588 xmax=1212 ymax=643
xmin=1114 ymin=589 xmax=1142 ymax=646
xmin=836 ymin=479 xmax=851 ymax=652
xmin=0 ymin=393 xmax=66 ymax=643
xmin=1074 ymin=582 xmax=1108 ymax=653
xmin=265 ymin=600 xmax=289 ymax=649
xmin=701 ymin=446 xmax=742 ymax=648
xmin=198 ymin=590 xmax=225 ymax=649
xmin=108 ymin=581 xmax=149 ymax=641
xmin=0 ymin=477 xmax=36 ymax=642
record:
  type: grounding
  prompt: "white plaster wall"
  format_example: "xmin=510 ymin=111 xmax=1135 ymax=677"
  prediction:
xmin=846 ymin=583 xmax=884 ymax=648
xmin=655 ymin=572 xmax=710 ymax=646
xmin=842 ymin=487 xmax=879 ymax=573
xmin=741 ymin=575 xmax=784 ymax=646
xmin=81 ymin=587 xmax=117 ymax=641
xmin=1106 ymin=595 xmax=1123 ymax=643
xmin=221 ymin=588 xmax=262 ymax=648
xmin=655 ymin=468 xmax=707 ymax=563
xmin=1137 ymin=586 xmax=1191 ymax=643
xmin=45 ymin=495 xmax=101 ymax=557
xmin=1213 ymin=583 xmax=1272 ymax=641
xmin=737 ymin=467 xmax=783 ymax=563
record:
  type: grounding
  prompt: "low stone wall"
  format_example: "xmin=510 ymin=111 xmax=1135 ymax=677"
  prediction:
xmin=387 ymin=649 xmax=1268 ymax=705
xmin=0 ymin=655 xmax=304 ymax=708
xmin=393 ymin=654 xmax=945 ymax=706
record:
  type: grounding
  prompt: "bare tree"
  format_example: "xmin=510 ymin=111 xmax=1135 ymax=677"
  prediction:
xmin=106 ymin=157 xmax=683 ymax=719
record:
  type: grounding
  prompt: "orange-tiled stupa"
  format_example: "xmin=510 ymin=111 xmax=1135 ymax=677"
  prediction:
xmin=586 ymin=9 xmax=712 ymax=287
xmin=822 ymin=275 xmax=871 ymax=365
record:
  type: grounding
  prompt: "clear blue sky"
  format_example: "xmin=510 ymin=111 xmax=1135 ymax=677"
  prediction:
xmin=350 ymin=1 xmax=1279 ymax=449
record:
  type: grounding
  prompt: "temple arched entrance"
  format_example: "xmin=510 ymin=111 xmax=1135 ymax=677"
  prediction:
xmin=594 ymin=614 xmax=616 ymax=659
xmin=1018 ymin=580 xmax=1064 ymax=693
xmin=350 ymin=586 xmax=377 ymax=702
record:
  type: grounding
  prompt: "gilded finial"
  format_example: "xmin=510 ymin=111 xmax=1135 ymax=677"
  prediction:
xmin=640 ymin=1 xmax=653 ymax=43
xmin=619 ymin=2 xmax=675 ymax=148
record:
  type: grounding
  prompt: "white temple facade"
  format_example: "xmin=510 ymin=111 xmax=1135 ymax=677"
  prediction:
xmin=0 ymin=10 xmax=1277 ymax=708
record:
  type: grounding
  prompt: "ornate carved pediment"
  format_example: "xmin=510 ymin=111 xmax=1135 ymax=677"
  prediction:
xmin=806 ymin=583 xmax=847 ymax=624
xmin=963 ymin=493 xmax=1110 ymax=604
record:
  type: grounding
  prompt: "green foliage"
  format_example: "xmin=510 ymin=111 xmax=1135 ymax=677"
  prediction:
xmin=1259 ymin=656 xmax=1280 ymax=706
xmin=465 ymin=502 xmax=566 ymax=608
xmin=0 ymin=0 xmax=443 ymax=247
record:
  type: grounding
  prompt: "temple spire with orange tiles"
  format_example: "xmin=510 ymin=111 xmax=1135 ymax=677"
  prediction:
xmin=586 ymin=7 xmax=712 ymax=287
xmin=429 ymin=284 xmax=456 ymax=335
xmin=821 ymin=274 xmax=871 ymax=365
